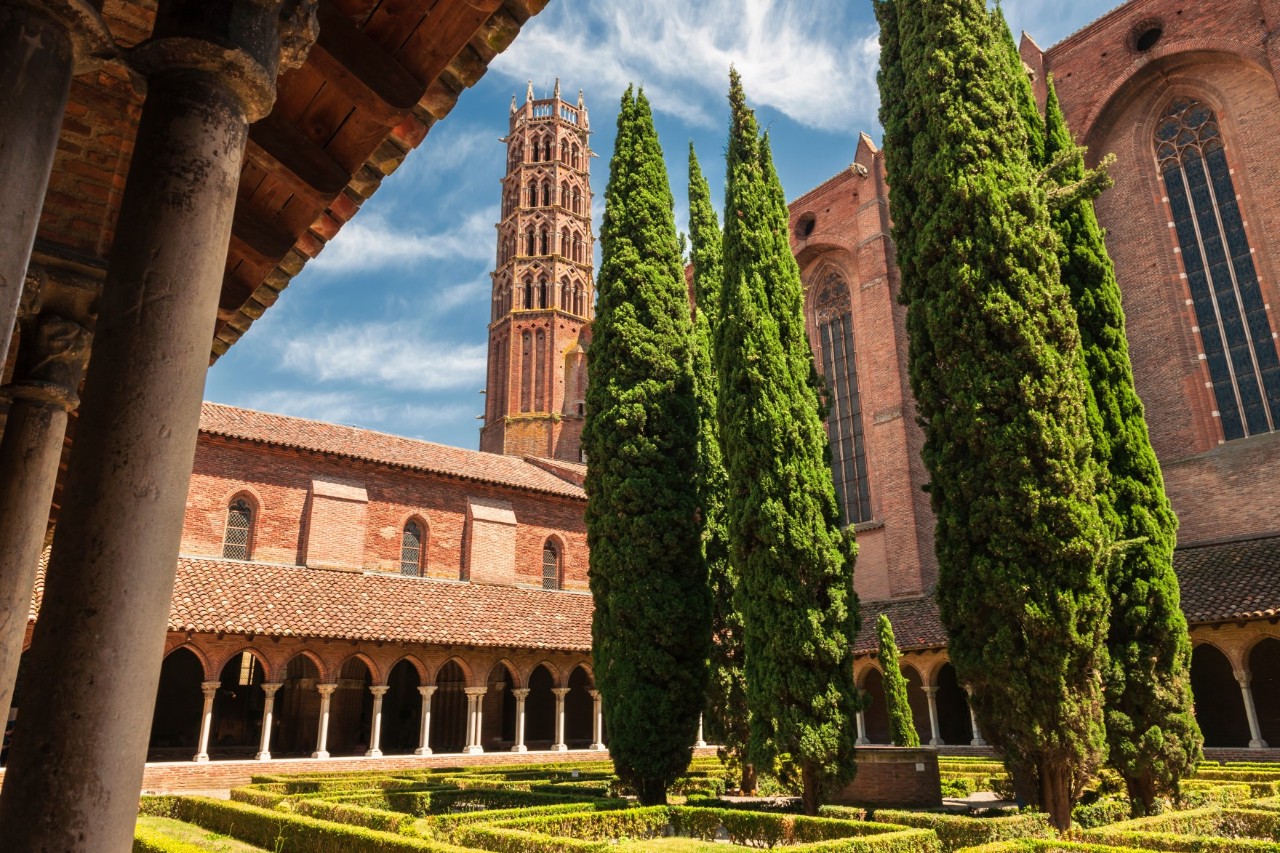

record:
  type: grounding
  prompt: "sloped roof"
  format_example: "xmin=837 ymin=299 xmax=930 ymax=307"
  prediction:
xmin=1175 ymin=534 xmax=1280 ymax=624
xmin=200 ymin=403 xmax=586 ymax=500
xmin=854 ymin=596 xmax=947 ymax=655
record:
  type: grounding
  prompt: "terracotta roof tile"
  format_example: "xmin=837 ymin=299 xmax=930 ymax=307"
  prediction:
xmin=200 ymin=403 xmax=586 ymax=500
xmin=1174 ymin=533 xmax=1280 ymax=624
xmin=854 ymin=596 xmax=947 ymax=655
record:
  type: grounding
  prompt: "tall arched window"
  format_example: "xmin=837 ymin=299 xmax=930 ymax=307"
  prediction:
xmin=561 ymin=276 xmax=571 ymax=309
xmin=531 ymin=137 xmax=541 ymax=162
xmin=400 ymin=520 xmax=425 ymax=576
xmin=541 ymin=181 xmax=552 ymax=206
xmin=535 ymin=329 xmax=547 ymax=410
xmin=561 ymin=139 xmax=570 ymax=164
xmin=525 ymin=227 xmax=535 ymax=256
xmin=572 ymin=231 xmax=583 ymax=263
xmin=528 ymin=180 xmax=538 ymax=207
xmin=572 ymin=186 xmax=581 ymax=213
xmin=813 ymin=270 xmax=872 ymax=525
xmin=1157 ymin=97 xmax=1280 ymax=439
xmin=542 ymin=540 xmax=560 ymax=590
xmin=572 ymin=143 xmax=580 ymax=169
xmin=538 ymin=277 xmax=549 ymax=309
xmin=539 ymin=228 xmax=549 ymax=255
xmin=520 ymin=330 xmax=533 ymax=412
xmin=543 ymin=138 xmax=552 ymax=161
xmin=223 ymin=496 xmax=253 ymax=560
xmin=560 ymin=180 xmax=569 ymax=207
xmin=560 ymin=227 xmax=570 ymax=257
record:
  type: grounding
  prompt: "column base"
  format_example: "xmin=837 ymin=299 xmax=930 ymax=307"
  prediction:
xmin=256 ymin=752 xmax=271 ymax=761
xmin=1250 ymin=739 xmax=1270 ymax=749
xmin=929 ymin=738 xmax=943 ymax=746
xmin=365 ymin=748 xmax=383 ymax=758
xmin=193 ymin=753 xmax=209 ymax=763
xmin=694 ymin=740 xmax=707 ymax=748
xmin=551 ymin=743 xmax=568 ymax=752
xmin=464 ymin=745 xmax=484 ymax=755
xmin=511 ymin=744 xmax=528 ymax=753
xmin=414 ymin=747 xmax=433 ymax=756
xmin=312 ymin=750 xmax=330 ymax=759
xmin=590 ymin=743 xmax=606 ymax=752
xmin=970 ymin=738 xmax=987 ymax=747
xmin=855 ymin=737 xmax=869 ymax=746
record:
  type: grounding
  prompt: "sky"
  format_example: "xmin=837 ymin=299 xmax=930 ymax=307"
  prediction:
xmin=204 ymin=0 xmax=1122 ymax=451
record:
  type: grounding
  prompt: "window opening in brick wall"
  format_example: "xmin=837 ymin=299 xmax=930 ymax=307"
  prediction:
xmin=1156 ymin=97 xmax=1280 ymax=439
xmin=521 ymin=330 xmax=533 ymax=412
xmin=401 ymin=520 xmax=424 ymax=576
xmin=237 ymin=651 xmax=257 ymax=686
xmin=223 ymin=497 xmax=252 ymax=560
xmin=814 ymin=270 xmax=873 ymax=525
xmin=543 ymin=541 xmax=560 ymax=590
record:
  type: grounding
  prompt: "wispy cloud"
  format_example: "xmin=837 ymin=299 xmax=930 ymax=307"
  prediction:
xmin=1000 ymin=0 xmax=1122 ymax=48
xmin=490 ymin=0 xmax=880 ymax=133
xmin=237 ymin=388 xmax=477 ymax=438
xmin=309 ymin=206 xmax=497 ymax=275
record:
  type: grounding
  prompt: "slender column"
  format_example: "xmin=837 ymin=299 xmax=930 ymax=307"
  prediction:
xmin=193 ymin=681 xmax=220 ymax=762
xmin=313 ymin=683 xmax=337 ymax=759
xmin=589 ymin=689 xmax=605 ymax=751
xmin=511 ymin=688 xmax=529 ymax=752
xmin=464 ymin=686 xmax=487 ymax=754
xmin=923 ymin=686 xmax=943 ymax=746
xmin=256 ymin=682 xmax=282 ymax=760
xmin=967 ymin=699 xmax=986 ymax=747
xmin=0 ymin=309 xmax=88 ymax=732
xmin=855 ymin=708 xmax=869 ymax=746
xmin=694 ymin=711 xmax=706 ymax=748
xmin=366 ymin=685 xmax=389 ymax=757
xmin=0 ymin=3 xmax=316 ymax=848
xmin=551 ymin=687 xmax=570 ymax=752
xmin=1235 ymin=670 xmax=1269 ymax=749
xmin=414 ymin=685 xmax=436 ymax=756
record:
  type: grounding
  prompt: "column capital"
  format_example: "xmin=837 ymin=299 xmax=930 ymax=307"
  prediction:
xmin=261 ymin=682 xmax=283 ymax=697
xmin=464 ymin=686 xmax=488 ymax=697
xmin=200 ymin=680 xmax=221 ymax=698
xmin=552 ymin=687 xmax=571 ymax=698
xmin=4 ymin=314 xmax=91 ymax=410
xmin=587 ymin=688 xmax=600 ymax=700
xmin=922 ymin=685 xmax=939 ymax=696
xmin=512 ymin=688 xmax=531 ymax=699
xmin=369 ymin=685 xmax=390 ymax=697
xmin=417 ymin=685 xmax=438 ymax=698
xmin=1234 ymin=670 xmax=1252 ymax=686
xmin=19 ymin=0 xmax=118 ymax=75
xmin=316 ymin=682 xmax=338 ymax=697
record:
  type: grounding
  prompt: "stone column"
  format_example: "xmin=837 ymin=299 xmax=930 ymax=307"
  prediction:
xmin=313 ymin=683 xmax=337 ymax=759
xmin=694 ymin=711 xmax=706 ymax=748
xmin=366 ymin=685 xmax=389 ymax=758
xmin=855 ymin=708 xmax=869 ymax=745
xmin=414 ymin=685 xmax=436 ymax=756
xmin=0 ymin=310 xmax=89 ymax=732
xmin=1235 ymin=670 xmax=1269 ymax=749
xmin=511 ymin=688 xmax=529 ymax=753
xmin=923 ymin=686 xmax=943 ymax=746
xmin=551 ymin=687 xmax=570 ymax=752
xmin=0 ymin=0 xmax=110 ymax=366
xmin=589 ymin=689 xmax=605 ymax=751
xmin=967 ymin=701 xmax=986 ymax=747
xmin=256 ymin=682 xmax=282 ymax=761
xmin=193 ymin=680 xmax=220 ymax=762
xmin=0 ymin=3 xmax=316 ymax=848
xmin=464 ymin=686 xmax=486 ymax=754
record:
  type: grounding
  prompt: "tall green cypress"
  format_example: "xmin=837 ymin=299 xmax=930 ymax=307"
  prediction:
xmin=582 ymin=87 xmax=710 ymax=806
xmin=1044 ymin=76 xmax=1202 ymax=813
xmin=689 ymin=143 xmax=754 ymax=792
xmin=874 ymin=0 xmax=1110 ymax=830
xmin=717 ymin=69 xmax=859 ymax=817
xmin=876 ymin=615 xmax=919 ymax=748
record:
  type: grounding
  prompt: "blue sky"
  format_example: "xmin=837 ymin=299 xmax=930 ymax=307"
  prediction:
xmin=205 ymin=0 xmax=1121 ymax=451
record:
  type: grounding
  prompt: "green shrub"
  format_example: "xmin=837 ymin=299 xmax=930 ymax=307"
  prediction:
xmin=133 ymin=819 xmax=223 ymax=853
xmin=1178 ymin=782 xmax=1254 ymax=808
xmin=868 ymin=809 xmax=1052 ymax=851
xmin=1244 ymin=797 xmax=1280 ymax=812
xmin=229 ymin=786 xmax=290 ymax=810
xmin=1078 ymin=805 xmax=1280 ymax=851
xmin=425 ymin=802 xmax=630 ymax=843
xmin=1071 ymin=797 xmax=1130 ymax=828
xmin=942 ymin=778 xmax=977 ymax=798
xmin=953 ymin=841 xmax=1167 ymax=852
xmin=290 ymin=798 xmax=417 ymax=835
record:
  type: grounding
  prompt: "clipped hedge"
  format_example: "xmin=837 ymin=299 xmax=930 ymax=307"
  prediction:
xmin=953 ymin=842 xmax=1165 ymax=852
xmin=385 ymin=785 xmax=608 ymax=816
xmin=133 ymin=818 xmax=223 ymax=853
xmin=424 ymin=801 xmax=630 ymax=843
xmin=1179 ymin=781 xmax=1255 ymax=808
xmin=1070 ymin=798 xmax=1130 ymax=829
xmin=1078 ymin=806 xmax=1280 ymax=851
xmin=290 ymin=797 xmax=418 ymax=835
xmin=865 ymin=809 xmax=1052 ymax=851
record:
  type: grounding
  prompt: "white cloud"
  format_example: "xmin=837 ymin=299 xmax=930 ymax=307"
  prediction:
xmin=490 ymin=0 xmax=881 ymax=133
xmin=309 ymin=206 xmax=497 ymax=275
xmin=433 ymin=274 xmax=491 ymax=314
xmin=236 ymin=388 xmax=477 ymax=437
xmin=999 ymin=0 xmax=1125 ymax=49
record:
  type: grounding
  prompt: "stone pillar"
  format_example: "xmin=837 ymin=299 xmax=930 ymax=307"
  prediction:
xmin=366 ymin=685 xmax=389 ymax=757
xmin=414 ymin=685 xmax=436 ymax=756
xmin=0 ymin=310 xmax=89 ymax=732
xmin=193 ymin=680 xmax=220 ymax=762
xmin=256 ymin=682 xmax=282 ymax=761
xmin=0 ymin=3 xmax=316 ymax=848
xmin=464 ymin=686 xmax=486 ymax=754
xmin=923 ymin=686 xmax=943 ymax=746
xmin=552 ymin=687 xmax=570 ymax=752
xmin=855 ymin=706 xmax=869 ymax=746
xmin=694 ymin=711 xmax=706 ymax=748
xmin=313 ymin=683 xmax=337 ymax=759
xmin=511 ymin=688 xmax=529 ymax=753
xmin=589 ymin=689 xmax=605 ymax=751
xmin=1235 ymin=670 xmax=1269 ymax=749
xmin=0 ymin=0 xmax=110 ymax=367
xmin=968 ymin=701 xmax=986 ymax=747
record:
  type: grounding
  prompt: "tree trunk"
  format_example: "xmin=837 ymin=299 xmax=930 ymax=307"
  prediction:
xmin=1040 ymin=763 xmax=1073 ymax=831
xmin=801 ymin=760 xmax=822 ymax=817
xmin=637 ymin=778 xmax=668 ymax=806
xmin=740 ymin=763 xmax=758 ymax=796
xmin=1125 ymin=771 xmax=1157 ymax=816
xmin=1009 ymin=759 xmax=1040 ymax=809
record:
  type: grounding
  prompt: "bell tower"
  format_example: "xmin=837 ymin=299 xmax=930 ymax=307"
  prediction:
xmin=480 ymin=80 xmax=594 ymax=461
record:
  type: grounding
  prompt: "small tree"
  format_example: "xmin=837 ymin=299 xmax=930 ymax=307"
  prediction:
xmin=583 ymin=87 xmax=710 ymax=805
xmin=876 ymin=615 xmax=919 ymax=748
xmin=717 ymin=69 xmax=860 ymax=816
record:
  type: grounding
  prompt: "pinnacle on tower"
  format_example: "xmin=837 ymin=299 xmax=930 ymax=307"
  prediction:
xmin=510 ymin=93 xmax=517 ymax=113
xmin=554 ymin=77 xmax=561 ymax=100
xmin=577 ymin=89 xmax=584 ymax=109
xmin=526 ymin=79 xmax=534 ymax=102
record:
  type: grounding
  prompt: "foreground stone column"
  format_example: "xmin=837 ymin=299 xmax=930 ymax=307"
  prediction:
xmin=414 ymin=685 xmax=436 ymax=756
xmin=193 ymin=681 xmax=220 ymax=762
xmin=464 ymin=686 xmax=486 ymax=754
xmin=855 ymin=708 xmax=869 ymax=746
xmin=313 ymin=683 xmax=337 ymax=758
xmin=967 ymin=700 xmax=986 ymax=747
xmin=511 ymin=688 xmax=529 ymax=752
xmin=552 ymin=687 xmax=569 ymax=752
xmin=923 ymin=686 xmax=943 ymax=746
xmin=256 ymin=682 xmax=282 ymax=760
xmin=1236 ymin=670 xmax=1269 ymax=749
xmin=694 ymin=711 xmax=706 ymax=748
xmin=0 ymin=310 xmax=88 ymax=732
xmin=589 ymin=689 xmax=605 ymax=751
xmin=0 ymin=3 xmax=315 ymax=848
xmin=366 ymin=685 xmax=389 ymax=757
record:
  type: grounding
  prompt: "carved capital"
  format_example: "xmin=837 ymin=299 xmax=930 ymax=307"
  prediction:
xmin=511 ymin=688 xmax=531 ymax=700
xmin=417 ymin=685 xmax=437 ymax=698
xmin=6 ymin=314 xmax=90 ymax=409
xmin=369 ymin=685 xmax=390 ymax=697
xmin=277 ymin=0 xmax=318 ymax=72
xmin=316 ymin=682 xmax=338 ymax=697
xmin=18 ymin=268 xmax=44 ymax=319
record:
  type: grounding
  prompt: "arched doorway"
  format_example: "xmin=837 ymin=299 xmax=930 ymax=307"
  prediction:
xmin=903 ymin=667 xmax=931 ymax=745
xmin=481 ymin=663 xmax=517 ymax=749
xmin=381 ymin=659 xmax=422 ymax=755
xmin=147 ymin=647 xmax=204 ymax=761
xmin=1249 ymin=638 xmax=1280 ymax=745
xmin=934 ymin=663 xmax=971 ymax=746
xmin=862 ymin=669 xmax=890 ymax=744
xmin=430 ymin=660 xmax=468 ymax=753
xmin=526 ymin=664 xmax=556 ymax=749
xmin=274 ymin=654 xmax=321 ymax=756
xmin=565 ymin=666 xmax=593 ymax=747
xmin=209 ymin=651 xmax=265 ymax=759
xmin=1191 ymin=643 xmax=1250 ymax=747
xmin=328 ymin=657 xmax=373 ymax=756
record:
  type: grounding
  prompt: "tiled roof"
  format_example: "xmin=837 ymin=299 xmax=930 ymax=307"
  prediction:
xmin=1175 ymin=533 xmax=1280 ymax=624
xmin=854 ymin=596 xmax=947 ymax=655
xmin=200 ymin=403 xmax=586 ymax=500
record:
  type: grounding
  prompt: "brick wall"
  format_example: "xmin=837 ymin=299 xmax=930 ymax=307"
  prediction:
xmin=830 ymin=746 xmax=942 ymax=808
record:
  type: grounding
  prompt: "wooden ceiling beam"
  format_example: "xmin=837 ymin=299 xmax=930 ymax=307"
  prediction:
xmin=310 ymin=0 xmax=425 ymax=126
xmin=245 ymin=112 xmax=350 ymax=205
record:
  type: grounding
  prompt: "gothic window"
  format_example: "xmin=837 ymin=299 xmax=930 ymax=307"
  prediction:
xmin=539 ymin=277 xmax=549 ymax=309
xmin=531 ymin=137 xmax=540 ymax=162
xmin=540 ymin=228 xmax=549 ymax=255
xmin=525 ymin=227 xmax=535 ymax=256
xmin=543 ymin=138 xmax=552 ymax=161
xmin=560 ymin=180 xmax=569 ymax=207
xmin=572 ymin=143 xmax=580 ymax=169
xmin=1156 ymin=97 xmax=1280 ymax=439
xmin=561 ymin=139 xmax=570 ymax=164
xmin=572 ymin=187 xmax=581 ymax=213
xmin=222 ymin=496 xmax=253 ymax=560
xmin=573 ymin=284 xmax=583 ymax=316
xmin=528 ymin=180 xmax=538 ymax=207
xmin=523 ymin=277 xmax=533 ymax=310
xmin=542 ymin=540 xmax=560 ymax=590
xmin=400 ymin=520 xmax=425 ymax=576
xmin=813 ymin=270 xmax=872 ymax=525
xmin=572 ymin=231 xmax=583 ymax=263
xmin=535 ymin=329 xmax=547 ymax=410
xmin=560 ymin=228 xmax=570 ymax=257
xmin=521 ymin=330 xmax=533 ymax=411
xmin=541 ymin=181 xmax=552 ymax=206
xmin=561 ymin=276 xmax=571 ymax=309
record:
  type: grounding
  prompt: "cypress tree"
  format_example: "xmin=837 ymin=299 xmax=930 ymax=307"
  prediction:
xmin=582 ymin=87 xmax=710 ymax=806
xmin=689 ymin=143 xmax=754 ymax=793
xmin=1044 ymin=76 xmax=1202 ymax=813
xmin=874 ymin=0 xmax=1111 ymax=830
xmin=876 ymin=615 xmax=919 ymax=748
xmin=717 ymin=69 xmax=859 ymax=816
